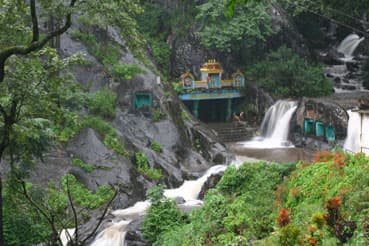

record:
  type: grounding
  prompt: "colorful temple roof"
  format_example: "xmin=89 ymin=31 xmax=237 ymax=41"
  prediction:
xmin=200 ymin=59 xmax=223 ymax=74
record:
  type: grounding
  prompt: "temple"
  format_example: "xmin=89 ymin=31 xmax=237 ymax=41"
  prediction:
xmin=179 ymin=60 xmax=246 ymax=122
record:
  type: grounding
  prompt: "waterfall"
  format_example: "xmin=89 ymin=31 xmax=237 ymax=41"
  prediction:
xmin=362 ymin=116 xmax=369 ymax=155
xmin=164 ymin=164 xmax=227 ymax=202
xmin=344 ymin=110 xmax=361 ymax=153
xmin=88 ymin=164 xmax=227 ymax=246
xmin=337 ymin=34 xmax=365 ymax=61
xmin=344 ymin=110 xmax=369 ymax=154
xmin=261 ymin=100 xmax=298 ymax=140
xmin=242 ymin=100 xmax=298 ymax=148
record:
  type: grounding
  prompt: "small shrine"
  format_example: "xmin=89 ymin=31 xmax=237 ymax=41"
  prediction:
xmin=179 ymin=60 xmax=246 ymax=122
xmin=133 ymin=91 xmax=152 ymax=111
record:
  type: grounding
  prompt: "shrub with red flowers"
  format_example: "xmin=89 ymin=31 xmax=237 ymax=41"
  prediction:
xmin=313 ymin=151 xmax=347 ymax=169
xmin=324 ymin=197 xmax=356 ymax=243
xmin=325 ymin=197 xmax=341 ymax=226
xmin=277 ymin=208 xmax=291 ymax=227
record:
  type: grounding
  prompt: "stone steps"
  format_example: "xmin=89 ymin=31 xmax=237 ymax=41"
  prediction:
xmin=208 ymin=123 xmax=255 ymax=142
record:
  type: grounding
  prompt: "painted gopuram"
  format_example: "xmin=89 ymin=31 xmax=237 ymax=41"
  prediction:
xmin=179 ymin=60 xmax=246 ymax=122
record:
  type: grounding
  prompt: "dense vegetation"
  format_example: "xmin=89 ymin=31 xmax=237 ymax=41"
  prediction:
xmin=249 ymin=46 xmax=333 ymax=98
xmin=144 ymin=152 xmax=369 ymax=245
xmin=1 ymin=0 xmax=368 ymax=244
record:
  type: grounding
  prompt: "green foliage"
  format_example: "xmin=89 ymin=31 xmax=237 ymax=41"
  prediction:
xmin=70 ymin=30 xmax=144 ymax=81
xmin=153 ymin=108 xmax=165 ymax=122
xmin=3 ymin=174 xmax=114 ymax=245
xmin=279 ymin=224 xmax=302 ymax=246
xmin=196 ymin=0 xmax=273 ymax=53
xmin=275 ymin=152 xmax=369 ymax=244
xmin=193 ymin=138 xmax=202 ymax=152
xmin=172 ymin=81 xmax=185 ymax=95
xmin=0 ymin=47 xmax=84 ymax=162
xmin=249 ymin=46 xmax=333 ymax=98
xmin=150 ymin=141 xmax=163 ymax=153
xmin=280 ymin=0 xmax=369 ymax=23
xmin=111 ymin=63 xmax=145 ymax=81
xmin=143 ymin=186 xmax=185 ymax=244
xmin=83 ymin=116 xmax=128 ymax=156
xmin=69 ymin=31 xmax=98 ymax=49
xmin=134 ymin=152 xmax=162 ymax=180
xmin=87 ymin=88 xmax=117 ymax=119
xmin=61 ymin=174 xmax=114 ymax=209
xmin=156 ymin=162 xmax=296 ymax=245
xmin=71 ymin=157 xmax=94 ymax=173
xmin=181 ymin=110 xmax=190 ymax=122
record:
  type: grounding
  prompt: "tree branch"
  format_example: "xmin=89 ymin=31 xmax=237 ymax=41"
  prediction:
xmin=30 ymin=0 xmax=39 ymax=43
xmin=66 ymin=176 xmax=79 ymax=244
xmin=0 ymin=0 xmax=78 ymax=83
xmin=80 ymin=188 xmax=118 ymax=245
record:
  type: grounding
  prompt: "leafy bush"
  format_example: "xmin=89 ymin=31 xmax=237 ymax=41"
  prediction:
xmin=3 ymin=174 xmax=114 ymax=245
xmin=181 ymin=110 xmax=190 ymax=121
xmin=150 ymin=141 xmax=163 ymax=153
xmin=111 ymin=63 xmax=144 ymax=81
xmin=196 ymin=0 xmax=273 ymax=53
xmin=156 ymin=162 xmax=295 ymax=245
xmin=69 ymin=31 xmax=98 ymax=48
xmin=71 ymin=157 xmax=94 ymax=173
xmin=153 ymin=108 xmax=165 ymax=122
xmin=134 ymin=152 xmax=162 ymax=180
xmin=143 ymin=186 xmax=185 ymax=244
xmin=87 ymin=88 xmax=117 ymax=119
xmin=276 ymin=152 xmax=369 ymax=244
xmin=83 ymin=116 xmax=127 ymax=156
xmin=172 ymin=81 xmax=184 ymax=95
xmin=55 ymin=111 xmax=83 ymax=142
xmin=249 ymin=46 xmax=333 ymax=98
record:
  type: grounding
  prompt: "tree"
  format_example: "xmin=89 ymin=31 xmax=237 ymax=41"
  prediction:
xmin=0 ymin=47 xmax=86 ymax=245
xmin=249 ymin=46 xmax=332 ymax=98
xmin=0 ymin=1 xmax=142 ymax=244
xmin=196 ymin=0 xmax=273 ymax=53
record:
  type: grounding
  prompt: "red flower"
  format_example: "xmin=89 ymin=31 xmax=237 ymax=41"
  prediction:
xmin=277 ymin=208 xmax=291 ymax=227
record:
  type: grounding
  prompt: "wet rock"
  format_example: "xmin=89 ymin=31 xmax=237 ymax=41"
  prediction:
xmin=125 ymin=216 xmax=148 ymax=246
xmin=359 ymin=95 xmax=369 ymax=109
xmin=174 ymin=196 xmax=186 ymax=205
xmin=198 ymin=171 xmax=224 ymax=200
xmin=292 ymin=98 xmax=349 ymax=147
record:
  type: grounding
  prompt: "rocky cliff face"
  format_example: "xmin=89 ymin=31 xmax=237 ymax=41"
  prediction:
xmin=291 ymin=98 xmax=348 ymax=150
xmin=28 ymin=22 xmax=232 ymax=211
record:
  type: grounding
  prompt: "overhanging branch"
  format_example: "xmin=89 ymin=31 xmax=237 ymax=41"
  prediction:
xmin=0 ymin=0 xmax=77 ymax=83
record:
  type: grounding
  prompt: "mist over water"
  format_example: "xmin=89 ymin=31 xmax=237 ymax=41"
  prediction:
xmin=242 ymin=100 xmax=298 ymax=149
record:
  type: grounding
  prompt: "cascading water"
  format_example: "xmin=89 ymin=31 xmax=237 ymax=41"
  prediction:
xmin=326 ymin=34 xmax=366 ymax=91
xmin=87 ymin=164 xmax=228 ymax=246
xmin=362 ymin=116 xmax=369 ymax=155
xmin=344 ymin=110 xmax=369 ymax=154
xmin=242 ymin=100 xmax=298 ymax=148
xmin=343 ymin=110 xmax=361 ymax=153
xmin=337 ymin=34 xmax=365 ymax=62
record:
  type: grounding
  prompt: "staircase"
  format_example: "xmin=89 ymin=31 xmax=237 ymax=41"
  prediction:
xmin=208 ymin=123 xmax=255 ymax=142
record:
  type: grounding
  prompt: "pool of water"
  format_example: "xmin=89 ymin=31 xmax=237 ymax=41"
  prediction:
xmin=228 ymin=142 xmax=314 ymax=163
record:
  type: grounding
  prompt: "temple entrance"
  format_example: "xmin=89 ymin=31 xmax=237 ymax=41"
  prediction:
xmin=198 ymin=99 xmax=227 ymax=122
xmin=184 ymin=99 xmax=242 ymax=123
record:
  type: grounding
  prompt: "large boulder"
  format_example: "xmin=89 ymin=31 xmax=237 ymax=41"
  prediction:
xmin=292 ymin=98 xmax=348 ymax=148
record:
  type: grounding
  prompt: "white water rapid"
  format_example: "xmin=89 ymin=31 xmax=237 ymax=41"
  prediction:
xmin=337 ymin=34 xmax=365 ymax=62
xmin=87 ymin=163 xmax=234 ymax=246
xmin=242 ymin=100 xmax=298 ymax=148
xmin=344 ymin=110 xmax=369 ymax=154
xmin=343 ymin=110 xmax=361 ymax=153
